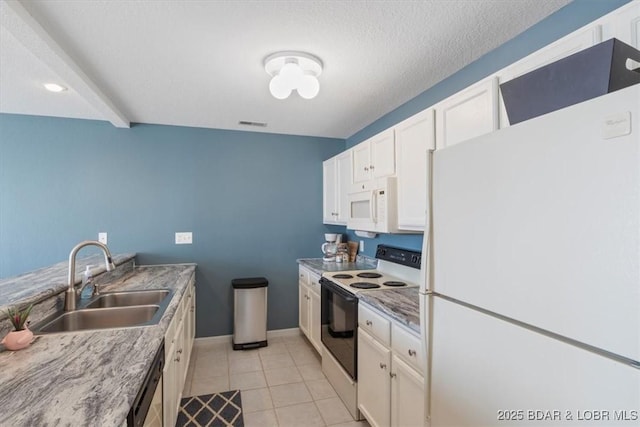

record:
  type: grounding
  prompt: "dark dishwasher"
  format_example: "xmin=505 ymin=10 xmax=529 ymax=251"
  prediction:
xmin=127 ymin=341 xmax=164 ymax=427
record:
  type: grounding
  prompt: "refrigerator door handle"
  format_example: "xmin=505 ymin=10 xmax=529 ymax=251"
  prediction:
xmin=422 ymin=149 xmax=436 ymax=294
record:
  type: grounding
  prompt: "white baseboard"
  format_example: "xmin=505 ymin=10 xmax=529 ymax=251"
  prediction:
xmin=194 ymin=327 xmax=301 ymax=346
xmin=266 ymin=327 xmax=301 ymax=338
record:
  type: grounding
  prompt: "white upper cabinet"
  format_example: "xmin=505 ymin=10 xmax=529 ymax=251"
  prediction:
xmin=336 ymin=151 xmax=351 ymax=224
xmin=435 ymin=76 xmax=499 ymax=148
xmin=323 ymin=150 xmax=352 ymax=225
xmin=395 ymin=108 xmax=435 ymax=231
xmin=322 ymin=157 xmax=337 ymax=224
xmin=370 ymin=129 xmax=396 ymax=178
xmin=352 ymin=128 xmax=395 ymax=185
xmin=601 ymin=1 xmax=640 ymax=49
xmin=497 ymin=26 xmax=602 ymax=128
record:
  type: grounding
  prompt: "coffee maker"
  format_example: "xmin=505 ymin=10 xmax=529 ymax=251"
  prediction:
xmin=321 ymin=233 xmax=338 ymax=262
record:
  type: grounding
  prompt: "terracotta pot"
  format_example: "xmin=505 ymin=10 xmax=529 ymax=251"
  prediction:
xmin=1 ymin=328 xmax=34 ymax=351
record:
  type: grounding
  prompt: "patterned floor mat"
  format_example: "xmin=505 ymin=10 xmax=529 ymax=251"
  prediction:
xmin=175 ymin=390 xmax=244 ymax=427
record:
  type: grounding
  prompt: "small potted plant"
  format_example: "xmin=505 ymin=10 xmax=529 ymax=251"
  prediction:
xmin=2 ymin=304 xmax=34 ymax=351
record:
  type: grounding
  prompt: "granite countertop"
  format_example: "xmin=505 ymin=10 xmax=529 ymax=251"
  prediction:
xmin=0 ymin=263 xmax=196 ymax=426
xmin=358 ymin=287 xmax=421 ymax=334
xmin=297 ymin=256 xmax=378 ymax=276
xmin=0 ymin=253 xmax=137 ymax=315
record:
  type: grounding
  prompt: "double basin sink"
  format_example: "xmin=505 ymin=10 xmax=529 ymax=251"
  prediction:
xmin=34 ymin=289 xmax=173 ymax=334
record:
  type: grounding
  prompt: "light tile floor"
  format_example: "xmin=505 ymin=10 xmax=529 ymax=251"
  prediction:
xmin=183 ymin=333 xmax=371 ymax=427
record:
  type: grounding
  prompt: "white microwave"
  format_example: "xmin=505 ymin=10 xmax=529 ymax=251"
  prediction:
xmin=347 ymin=177 xmax=400 ymax=233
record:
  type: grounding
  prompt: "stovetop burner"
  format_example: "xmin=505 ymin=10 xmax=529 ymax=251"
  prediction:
xmin=357 ymin=272 xmax=383 ymax=279
xmin=332 ymin=274 xmax=354 ymax=279
xmin=350 ymin=282 xmax=381 ymax=289
xmin=383 ymin=281 xmax=407 ymax=287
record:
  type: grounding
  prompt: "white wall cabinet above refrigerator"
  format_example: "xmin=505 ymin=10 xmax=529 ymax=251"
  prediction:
xmin=435 ymin=76 xmax=499 ymax=148
xmin=395 ymin=108 xmax=435 ymax=232
xmin=323 ymin=150 xmax=351 ymax=225
xmin=600 ymin=1 xmax=640 ymax=49
xmin=352 ymin=128 xmax=396 ymax=185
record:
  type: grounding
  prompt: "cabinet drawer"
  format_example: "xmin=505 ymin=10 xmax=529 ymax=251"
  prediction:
xmin=298 ymin=266 xmax=310 ymax=285
xmin=359 ymin=303 xmax=391 ymax=346
xmin=392 ymin=323 xmax=424 ymax=372
xmin=309 ymin=272 xmax=321 ymax=296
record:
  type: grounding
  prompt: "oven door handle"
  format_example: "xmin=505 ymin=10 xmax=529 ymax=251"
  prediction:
xmin=320 ymin=277 xmax=356 ymax=301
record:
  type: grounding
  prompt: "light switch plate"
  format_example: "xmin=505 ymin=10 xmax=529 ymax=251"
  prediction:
xmin=175 ymin=232 xmax=193 ymax=245
xmin=98 ymin=232 xmax=107 ymax=245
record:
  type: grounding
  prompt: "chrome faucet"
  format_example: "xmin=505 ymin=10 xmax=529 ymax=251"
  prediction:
xmin=64 ymin=240 xmax=116 ymax=311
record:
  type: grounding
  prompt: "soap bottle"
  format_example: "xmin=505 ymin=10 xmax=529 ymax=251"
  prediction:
xmin=80 ymin=265 xmax=94 ymax=300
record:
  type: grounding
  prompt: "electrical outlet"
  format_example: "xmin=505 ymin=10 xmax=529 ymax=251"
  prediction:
xmin=359 ymin=240 xmax=364 ymax=252
xmin=175 ymin=232 xmax=193 ymax=245
xmin=98 ymin=232 xmax=108 ymax=245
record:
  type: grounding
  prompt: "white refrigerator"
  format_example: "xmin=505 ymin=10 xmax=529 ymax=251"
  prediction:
xmin=419 ymin=85 xmax=640 ymax=426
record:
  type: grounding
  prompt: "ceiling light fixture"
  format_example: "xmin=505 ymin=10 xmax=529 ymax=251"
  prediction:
xmin=264 ymin=51 xmax=323 ymax=100
xmin=43 ymin=83 xmax=67 ymax=92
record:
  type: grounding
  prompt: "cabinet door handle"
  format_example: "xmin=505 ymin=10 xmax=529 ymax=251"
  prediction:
xmin=177 ymin=349 xmax=183 ymax=354
xmin=408 ymin=349 xmax=417 ymax=356
xmin=370 ymin=165 xmax=375 ymax=170
xmin=390 ymin=372 xmax=397 ymax=378
xmin=365 ymin=320 xmax=372 ymax=326
xmin=379 ymin=363 xmax=387 ymax=370
xmin=364 ymin=166 xmax=369 ymax=171
xmin=175 ymin=356 xmax=181 ymax=362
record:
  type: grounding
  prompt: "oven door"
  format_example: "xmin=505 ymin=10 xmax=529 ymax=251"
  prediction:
xmin=320 ymin=278 xmax=358 ymax=380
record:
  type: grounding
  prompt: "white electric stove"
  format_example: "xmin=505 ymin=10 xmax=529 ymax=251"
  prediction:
xmin=321 ymin=245 xmax=422 ymax=293
xmin=319 ymin=245 xmax=422 ymax=421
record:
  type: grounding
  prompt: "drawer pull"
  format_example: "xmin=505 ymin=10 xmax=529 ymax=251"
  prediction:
xmin=365 ymin=320 xmax=372 ymax=326
xmin=379 ymin=362 xmax=387 ymax=370
xmin=408 ymin=349 xmax=417 ymax=357
xmin=390 ymin=372 xmax=396 ymax=378
xmin=175 ymin=356 xmax=181 ymax=362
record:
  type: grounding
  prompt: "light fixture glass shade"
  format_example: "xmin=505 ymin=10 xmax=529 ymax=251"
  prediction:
xmin=264 ymin=51 xmax=322 ymax=100
xmin=269 ymin=75 xmax=292 ymax=100
xmin=297 ymin=74 xmax=320 ymax=99
xmin=43 ymin=83 xmax=67 ymax=92
xmin=279 ymin=62 xmax=303 ymax=89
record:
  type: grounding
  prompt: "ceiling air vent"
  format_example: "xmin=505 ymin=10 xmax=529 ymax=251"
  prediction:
xmin=238 ymin=120 xmax=267 ymax=127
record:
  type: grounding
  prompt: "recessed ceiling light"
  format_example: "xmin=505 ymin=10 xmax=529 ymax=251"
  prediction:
xmin=43 ymin=83 xmax=67 ymax=92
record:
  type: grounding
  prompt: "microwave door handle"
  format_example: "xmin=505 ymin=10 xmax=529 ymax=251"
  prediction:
xmin=370 ymin=190 xmax=377 ymax=223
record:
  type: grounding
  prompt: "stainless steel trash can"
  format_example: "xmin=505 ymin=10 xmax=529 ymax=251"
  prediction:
xmin=232 ymin=277 xmax=268 ymax=350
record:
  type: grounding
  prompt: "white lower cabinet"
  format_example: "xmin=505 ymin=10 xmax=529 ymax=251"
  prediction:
xmin=358 ymin=303 xmax=426 ymax=427
xmin=358 ymin=328 xmax=392 ymax=427
xmin=391 ymin=354 xmax=425 ymax=427
xmin=163 ymin=278 xmax=196 ymax=427
xmin=298 ymin=266 xmax=322 ymax=353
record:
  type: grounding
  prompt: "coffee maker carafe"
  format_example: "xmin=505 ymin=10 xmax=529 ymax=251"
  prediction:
xmin=321 ymin=233 xmax=338 ymax=262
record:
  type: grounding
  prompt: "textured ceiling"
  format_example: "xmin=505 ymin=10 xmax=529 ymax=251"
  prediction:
xmin=0 ymin=0 xmax=571 ymax=138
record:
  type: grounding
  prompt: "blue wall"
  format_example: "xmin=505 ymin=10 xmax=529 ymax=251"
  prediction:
xmin=0 ymin=115 xmax=344 ymax=336
xmin=343 ymin=0 xmax=632 ymax=257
